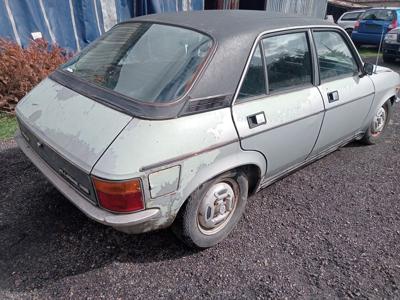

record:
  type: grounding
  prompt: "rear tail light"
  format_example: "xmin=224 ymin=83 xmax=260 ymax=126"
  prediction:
xmin=354 ymin=20 xmax=360 ymax=31
xmin=92 ymin=177 xmax=144 ymax=213
xmin=388 ymin=18 xmax=398 ymax=31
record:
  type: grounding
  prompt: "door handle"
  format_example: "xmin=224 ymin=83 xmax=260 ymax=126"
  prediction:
xmin=247 ymin=112 xmax=266 ymax=129
xmin=328 ymin=91 xmax=339 ymax=103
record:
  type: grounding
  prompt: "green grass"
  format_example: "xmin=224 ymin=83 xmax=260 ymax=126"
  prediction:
xmin=358 ymin=47 xmax=382 ymax=58
xmin=0 ymin=112 xmax=17 ymax=140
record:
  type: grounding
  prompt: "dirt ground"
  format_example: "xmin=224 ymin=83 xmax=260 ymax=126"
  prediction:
xmin=1 ymin=58 xmax=400 ymax=299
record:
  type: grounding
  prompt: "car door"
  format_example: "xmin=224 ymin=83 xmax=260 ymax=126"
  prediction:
xmin=310 ymin=29 xmax=375 ymax=155
xmin=232 ymin=30 xmax=325 ymax=180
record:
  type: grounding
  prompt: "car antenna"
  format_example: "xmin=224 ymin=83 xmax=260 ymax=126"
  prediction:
xmin=375 ymin=25 xmax=386 ymax=73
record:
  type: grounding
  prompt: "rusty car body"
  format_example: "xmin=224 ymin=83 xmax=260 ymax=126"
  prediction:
xmin=15 ymin=11 xmax=400 ymax=248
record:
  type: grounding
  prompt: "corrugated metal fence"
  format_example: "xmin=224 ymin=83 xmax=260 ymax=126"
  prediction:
xmin=266 ymin=0 xmax=327 ymax=19
xmin=0 ymin=0 xmax=327 ymax=52
xmin=0 ymin=0 xmax=203 ymax=51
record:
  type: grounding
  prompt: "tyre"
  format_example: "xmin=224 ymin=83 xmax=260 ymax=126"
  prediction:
xmin=383 ymin=54 xmax=396 ymax=63
xmin=172 ymin=170 xmax=248 ymax=249
xmin=361 ymin=100 xmax=392 ymax=145
xmin=345 ymin=28 xmax=353 ymax=37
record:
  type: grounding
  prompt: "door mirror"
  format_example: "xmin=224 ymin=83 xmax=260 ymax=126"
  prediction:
xmin=363 ymin=63 xmax=374 ymax=76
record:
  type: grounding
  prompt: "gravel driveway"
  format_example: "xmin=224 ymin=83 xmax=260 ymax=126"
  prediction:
xmin=1 ymin=59 xmax=400 ymax=299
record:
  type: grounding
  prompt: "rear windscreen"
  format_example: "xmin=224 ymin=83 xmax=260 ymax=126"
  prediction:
xmin=362 ymin=10 xmax=395 ymax=21
xmin=61 ymin=23 xmax=213 ymax=103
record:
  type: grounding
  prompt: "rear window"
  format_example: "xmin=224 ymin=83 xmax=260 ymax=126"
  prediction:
xmin=62 ymin=23 xmax=213 ymax=104
xmin=341 ymin=12 xmax=363 ymax=21
xmin=362 ymin=9 xmax=395 ymax=21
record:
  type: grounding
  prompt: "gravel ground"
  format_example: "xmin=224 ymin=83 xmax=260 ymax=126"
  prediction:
xmin=1 ymin=59 xmax=400 ymax=299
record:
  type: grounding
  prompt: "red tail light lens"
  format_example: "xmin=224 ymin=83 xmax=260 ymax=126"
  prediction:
xmin=388 ymin=19 xmax=398 ymax=30
xmin=92 ymin=177 xmax=144 ymax=213
xmin=354 ymin=20 xmax=360 ymax=31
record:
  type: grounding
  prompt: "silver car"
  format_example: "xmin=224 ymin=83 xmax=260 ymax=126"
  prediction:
xmin=15 ymin=11 xmax=400 ymax=248
xmin=337 ymin=9 xmax=365 ymax=36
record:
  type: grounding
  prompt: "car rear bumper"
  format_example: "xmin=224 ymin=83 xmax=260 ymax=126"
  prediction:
xmin=352 ymin=32 xmax=383 ymax=45
xmin=15 ymin=129 xmax=161 ymax=231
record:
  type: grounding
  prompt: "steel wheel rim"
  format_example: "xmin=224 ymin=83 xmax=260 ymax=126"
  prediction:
xmin=197 ymin=180 xmax=238 ymax=236
xmin=371 ymin=106 xmax=387 ymax=136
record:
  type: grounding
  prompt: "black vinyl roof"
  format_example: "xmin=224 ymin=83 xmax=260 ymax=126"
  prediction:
xmin=132 ymin=10 xmax=331 ymax=42
xmin=51 ymin=11 xmax=338 ymax=119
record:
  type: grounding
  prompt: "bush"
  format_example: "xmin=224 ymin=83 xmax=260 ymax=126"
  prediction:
xmin=0 ymin=39 xmax=70 ymax=114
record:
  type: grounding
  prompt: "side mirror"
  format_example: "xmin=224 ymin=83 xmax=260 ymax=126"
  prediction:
xmin=363 ymin=63 xmax=374 ymax=76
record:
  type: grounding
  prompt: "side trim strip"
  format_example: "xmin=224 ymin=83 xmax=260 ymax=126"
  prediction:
xmin=325 ymin=92 xmax=374 ymax=111
xmin=241 ymin=110 xmax=324 ymax=140
xmin=258 ymin=131 xmax=363 ymax=190
xmin=139 ymin=139 xmax=239 ymax=172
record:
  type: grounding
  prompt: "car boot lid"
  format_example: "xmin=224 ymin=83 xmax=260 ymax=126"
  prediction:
xmin=16 ymin=78 xmax=132 ymax=173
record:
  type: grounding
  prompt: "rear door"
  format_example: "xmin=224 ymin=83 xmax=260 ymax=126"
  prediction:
xmin=232 ymin=30 xmax=325 ymax=179
xmin=310 ymin=29 xmax=374 ymax=155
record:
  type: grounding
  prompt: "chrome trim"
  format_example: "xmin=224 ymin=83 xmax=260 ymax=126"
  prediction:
xmin=258 ymin=132 xmax=362 ymax=190
xmin=241 ymin=110 xmax=325 ymax=140
xmin=325 ymin=92 xmax=375 ymax=111
xmin=232 ymin=25 xmax=363 ymax=105
xmin=139 ymin=138 xmax=239 ymax=172
xmin=16 ymin=130 xmax=160 ymax=228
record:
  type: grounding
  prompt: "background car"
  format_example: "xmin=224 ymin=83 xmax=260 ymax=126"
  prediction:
xmin=383 ymin=27 xmax=400 ymax=62
xmin=337 ymin=9 xmax=365 ymax=36
xmin=352 ymin=7 xmax=400 ymax=47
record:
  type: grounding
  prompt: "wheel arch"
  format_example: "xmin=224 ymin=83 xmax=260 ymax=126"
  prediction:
xmin=177 ymin=148 xmax=267 ymax=214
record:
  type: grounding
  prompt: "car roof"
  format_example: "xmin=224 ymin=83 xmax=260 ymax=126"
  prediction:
xmin=130 ymin=10 xmax=331 ymax=41
xmin=343 ymin=10 xmax=365 ymax=14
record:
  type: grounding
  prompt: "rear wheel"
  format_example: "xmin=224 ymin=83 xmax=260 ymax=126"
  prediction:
xmin=172 ymin=170 xmax=248 ymax=248
xmin=361 ymin=100 xmax=392 ymax=145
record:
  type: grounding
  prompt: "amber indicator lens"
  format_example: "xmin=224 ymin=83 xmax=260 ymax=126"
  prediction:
xmin=92 ymin=177 xmax=144 ymax=213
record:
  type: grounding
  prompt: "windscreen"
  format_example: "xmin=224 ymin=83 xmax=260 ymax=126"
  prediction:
xmin=62 ymin=23 xmax=213 ymax=103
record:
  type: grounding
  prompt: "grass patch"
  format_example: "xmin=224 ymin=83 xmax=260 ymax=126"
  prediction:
xmin=358 ymin=47 xmax=382 ymax=58
xmin=0 ymin=112 xmax=17 ymax=140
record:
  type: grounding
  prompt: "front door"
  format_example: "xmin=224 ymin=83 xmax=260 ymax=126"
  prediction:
xmin=232 ymin=31 xmax=325 ymax=179
xmin=310 ymin=30 xmax=375 ymax=155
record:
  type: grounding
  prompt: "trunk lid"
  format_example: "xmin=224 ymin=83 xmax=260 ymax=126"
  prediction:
xmin=16 ymin=78 xmax=132 ymax=173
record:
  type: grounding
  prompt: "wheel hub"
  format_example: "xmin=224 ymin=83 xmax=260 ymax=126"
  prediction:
xmin=198 ymin=182 xmax=236 ymax=235
xmin=372 ymin=106 xmax=386 ymax=136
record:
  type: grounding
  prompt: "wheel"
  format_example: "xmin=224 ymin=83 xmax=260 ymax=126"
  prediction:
xmin=172 ymin=170 xmax=248 ymax=248
xmin=361 ymin=100 xmax=392 ymax=145
xmin=383 ymin=54 xmax=396 ymax=63
xmin=345 ymin=28 xmax=353 ymax=37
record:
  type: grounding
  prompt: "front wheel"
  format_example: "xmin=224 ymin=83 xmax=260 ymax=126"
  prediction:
xmin=361 ymin=101 xmax=392 ymax=145
xmin=172 ymin=170 xmax=248 ymax=248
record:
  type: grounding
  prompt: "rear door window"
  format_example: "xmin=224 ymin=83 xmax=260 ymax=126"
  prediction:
xmin=262 ymin=32 xmax=312 ymax=93
xmin=238 ymin=45 xmax=266 ymax=100
xmin=313 ymin=31 xmax=359 ymax=81
xmin=341 ymin=12 xmax=362 ymax=21
xmin=362 ymin=9 xmax=394 ymax=21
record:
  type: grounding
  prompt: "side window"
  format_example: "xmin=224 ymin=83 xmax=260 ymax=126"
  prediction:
xmin=262 ymin=32 xmax=312 ymax=93
xmin=238 ymin=45 xmax=266 ymax=100
xmin=313 ymin=31 xmax=359 ymax=81
xmin=341 ymin=12 xmax=362 ymax=21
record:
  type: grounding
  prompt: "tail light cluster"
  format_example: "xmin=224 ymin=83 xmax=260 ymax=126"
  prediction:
xmin=92 ymin=177 xmax=144 ymax=213
xmin=354 ymin=20 xmax=360 ymax=31
xmin=388 ymin=18 xmax=398 ymax=31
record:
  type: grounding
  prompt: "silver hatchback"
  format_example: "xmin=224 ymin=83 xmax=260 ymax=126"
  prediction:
xmin=15 ymin=11 xmax=400 ymax=248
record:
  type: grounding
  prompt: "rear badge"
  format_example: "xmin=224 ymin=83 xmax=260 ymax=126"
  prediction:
xmin=58 ymin=168 xmax=90 ymax=195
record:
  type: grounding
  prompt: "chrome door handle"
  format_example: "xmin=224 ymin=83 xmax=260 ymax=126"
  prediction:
xmin=328 ymin=91 xmax=339 ymax=103
xmin=247 ymin=112 xmax=266 ymax=129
